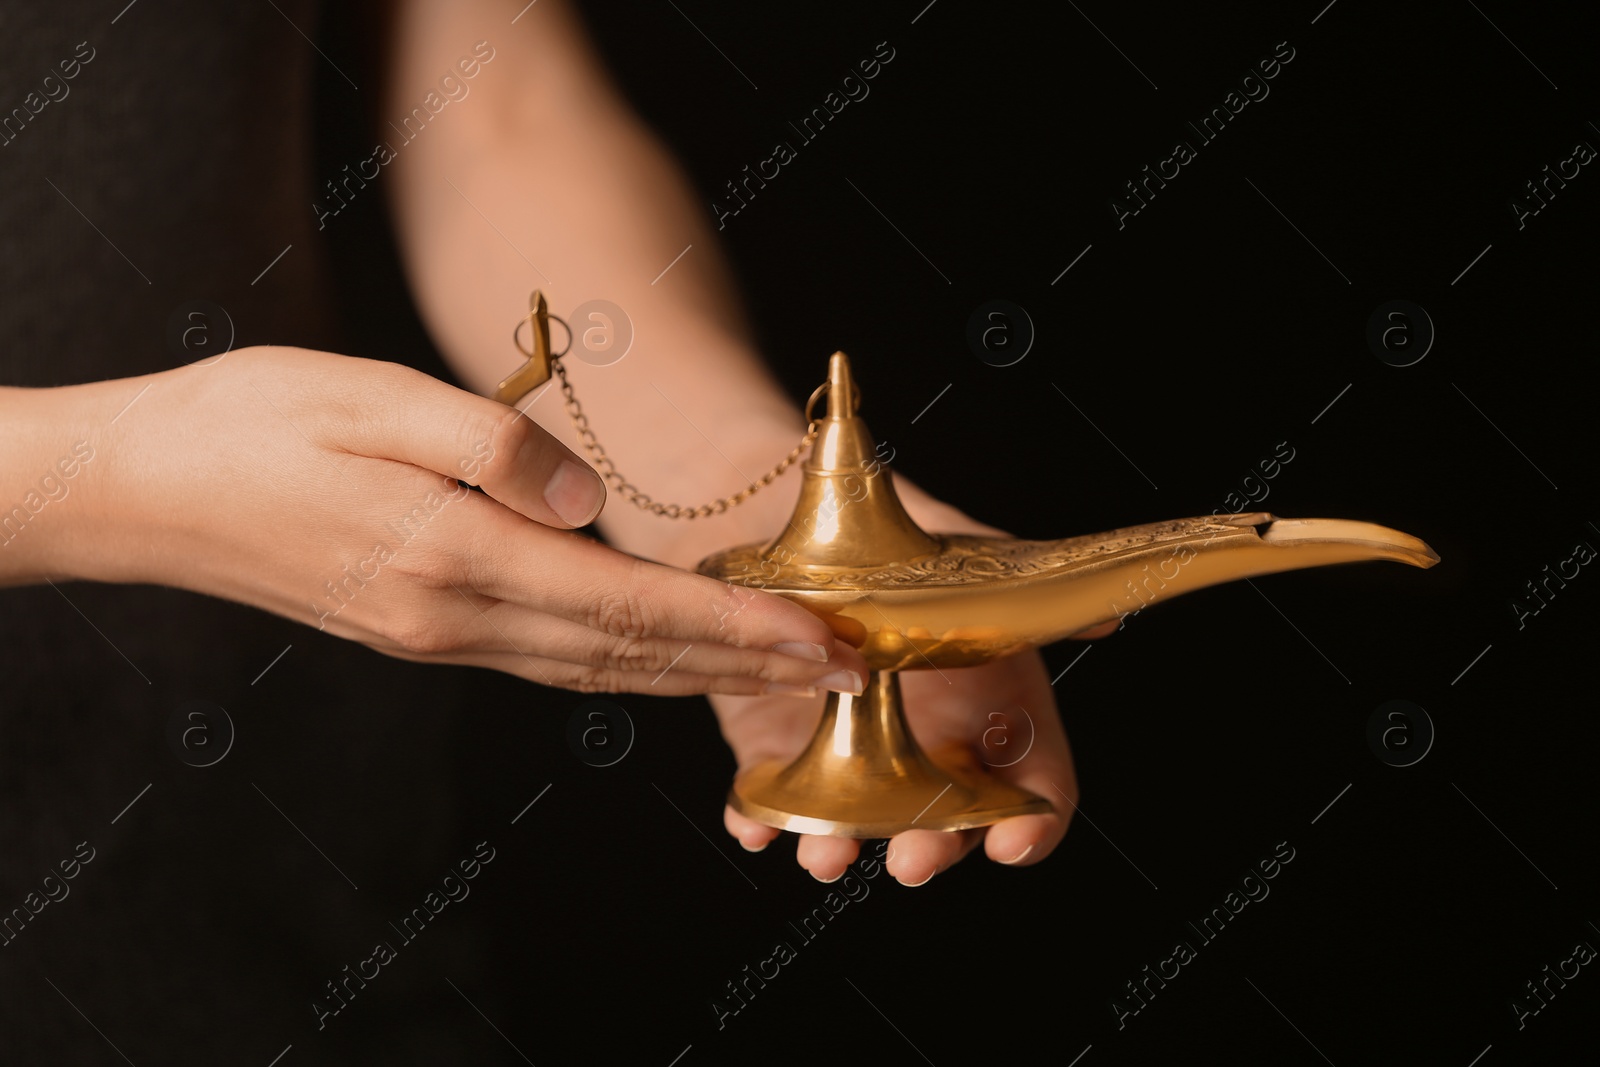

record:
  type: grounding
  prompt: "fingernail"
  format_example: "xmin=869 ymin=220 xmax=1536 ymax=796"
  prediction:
xmin=740 ymin=838 xmax=769 ymax=853
xmin=998 ymin=844 xmax=1034 ymax=866
xmin=812 ymin=869 xmax=843 ymax=884
xmin=899 ymin=867 xmax=938 ymax=888
xmin=816 ymin=670 xmax=864 ymax=695
xmin=762 ymin=682 xmax=818 ymax=697
xmin=771 ymin=641 xmax=830 ymax=662
xmin=544 ymin=459 xmax=604 ymax=527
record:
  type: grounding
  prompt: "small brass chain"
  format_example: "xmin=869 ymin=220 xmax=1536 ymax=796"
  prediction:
xmin=550 ymin=356 xmax=817 ymax=520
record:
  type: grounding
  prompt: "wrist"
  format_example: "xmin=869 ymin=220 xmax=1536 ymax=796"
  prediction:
xmin=0 ymin=380 xmax=120 ymax=583
xmin=596 ymin=416 xmax=809 ymax=570
xmin=892 ymin=475 xmax=1008 ymax=538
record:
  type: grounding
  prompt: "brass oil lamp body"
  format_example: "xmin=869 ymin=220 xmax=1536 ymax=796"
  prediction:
xmin=696 ymin=353 xmax=1438 ymax=838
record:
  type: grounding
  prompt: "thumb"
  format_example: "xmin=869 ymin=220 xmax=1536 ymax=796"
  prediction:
xmin=330 ymin=357 xmax=606 ymax=529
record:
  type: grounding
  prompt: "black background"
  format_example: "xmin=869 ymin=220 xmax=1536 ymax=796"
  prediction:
xmin=8 ymin=1 xmax=1597 ymax=1064
xmin=442 ymin=2 xmax=1596 ymax=1064
xmin=333 ymin=0 xmax=1598 ymax=1063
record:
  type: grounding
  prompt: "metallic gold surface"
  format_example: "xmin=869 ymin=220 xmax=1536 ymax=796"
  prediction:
xmin=701 ymin=351 xmax=1440 ymax=838
xmin=494 ymin=290 xmax=554 ymax=406
xmin=703 ymin=513 xmax=1438 ymax=671
xmin=728 ymin=671 xmax=1052 ymax=837
xmin=496 ymin=289 xmax=817 ymax=518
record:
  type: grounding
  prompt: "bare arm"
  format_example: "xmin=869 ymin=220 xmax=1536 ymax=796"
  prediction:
xmin=382 ymin=3 xmax=1096 ymax=886
xmin=385 ymin=0 xmax=809 ymax=569
xmin=0 ymin=3 xmax=874 ymax=694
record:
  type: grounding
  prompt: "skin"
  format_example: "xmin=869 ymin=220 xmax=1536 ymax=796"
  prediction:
xmin=0 ymin=351 xmax=867 ymax=697
xmin=0 ymin=0 xmax=1113 ymax=886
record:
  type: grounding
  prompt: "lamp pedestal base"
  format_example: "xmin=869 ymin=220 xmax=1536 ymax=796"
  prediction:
xmin=728 ymin=670 xmax=1051 ymax=838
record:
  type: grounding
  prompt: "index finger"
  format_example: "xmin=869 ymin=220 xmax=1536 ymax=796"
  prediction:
xmin=471 ymin=523 xmax=867 ymax=668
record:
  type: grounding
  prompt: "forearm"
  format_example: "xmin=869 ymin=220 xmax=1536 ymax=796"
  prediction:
xmin=386 ymin=0 xmax=803 ymax=567
xmin=0 ymin=384 xmax=111 ymax=584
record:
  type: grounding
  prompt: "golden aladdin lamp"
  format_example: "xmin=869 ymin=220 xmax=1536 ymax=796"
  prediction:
xmin=497 ymin=292 xmax=1439 ymax=839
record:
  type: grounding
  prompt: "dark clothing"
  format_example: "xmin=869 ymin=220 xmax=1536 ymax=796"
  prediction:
xmin=1 ymin=4 xmax=498 ymax=1061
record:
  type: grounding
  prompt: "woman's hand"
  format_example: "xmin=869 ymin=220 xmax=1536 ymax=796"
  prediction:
xmin=20 ymin=347 xmax=867 ymax=696
xmin=708 ymin=483 xmax=1115 ymax=883
xmin=714 ymin=647 xmax=1090 ymax=883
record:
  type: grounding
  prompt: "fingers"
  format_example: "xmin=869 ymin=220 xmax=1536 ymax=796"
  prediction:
xmin=723 ymin=809 xmax=864 ymax=883
xmin=876 ymin=651 xmax=1078 ymax=882
xmin=724 ymin=807 xmax=782 ymax=854
xmin=718 ymin=822 xmax=990 ymax=887
xmin=982 ymin=811 xmax=1068 ymax=867
xmin=961 ymin=786 xmax=1075 ymax=871
xmin=319 ymin=481 xmax=869 ymax=693
xmin=453 ymin=604 xmax=868 ymax=695
xmin=975 ymin=732 xmax=1078 ymax=868
xmin=472 ymin=405 xmax=606 ymax=528
xmin=395 ymin=646 xmax=851 ymax=698
xmin=710 ymin=651 xmax=1084 ymax=885
xmin=476 ymin=642 xmax=861 ymax=697
xmin=982 ymin=660 xmax=1080 ymax=868
xmin=883 ymin=828 xmax=984 ymax=886
xmin=1069 ymin=619 xmax=1121 ymax=640
xmin=720 ymin=819 xmax=1052 ymax=887
xmin=327 ymin=358 xmax=606 ymax=530
xmin=795 ymin=835 xmax=860 ymax=882
xmin=471 ymin=525 xmax=869 ymax=677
